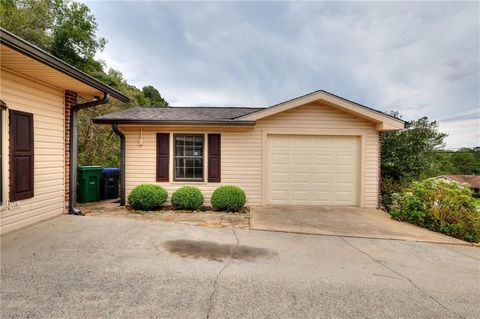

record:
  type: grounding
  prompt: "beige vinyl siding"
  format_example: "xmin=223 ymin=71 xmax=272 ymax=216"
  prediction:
xmin=0 ymin=68 xmax=66 ymax=234
xmin=122 ymin=126 xmax=262 ymax=205
xmin=122 ymin=101 xmax=379 ymax=208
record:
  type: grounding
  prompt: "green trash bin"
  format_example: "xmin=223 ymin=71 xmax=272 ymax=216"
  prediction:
xmin=77 ymin=166 xmax=103 ymax=203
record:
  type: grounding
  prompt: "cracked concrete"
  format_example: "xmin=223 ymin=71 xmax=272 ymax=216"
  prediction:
xmin=206 ymin=227 xmax=240 ymax=318
xmin=341 ymin=237 xmax=466 ymax=319
xmin=1 ymin=215 xmax=479 ymax=318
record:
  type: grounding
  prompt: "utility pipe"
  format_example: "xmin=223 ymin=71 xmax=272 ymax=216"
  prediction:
xmin=69 ymin=93 xmax=110 ymax=215
xmin=111 ymin=123 xmax=125 ymax=206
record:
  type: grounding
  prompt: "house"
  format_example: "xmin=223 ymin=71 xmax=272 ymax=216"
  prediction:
xmin=435 ymin=175 xmax=480 ymax=196
xmin=93 ymin=91 xmax=405 ymax=208
xmin=0 ymin=28 xmax=130 ymax=234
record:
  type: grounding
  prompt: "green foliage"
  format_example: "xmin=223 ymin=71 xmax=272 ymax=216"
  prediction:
xmin=171 ymin=186 xmax=204 ymax=211
xmin=1 ymin=0 xmax=168 ymax=167
xmin=211 ymin=186 xmax=247 ymax=212
xmin=391 ymin=179 xmax=480 ymax=242
xmin=128 ymin=184 xmax=168 ymax=211
xmin=380 ymin=116 xmax=447 ymax=208
xmin=139 ymin=86 xmax=169 ymax=107
xmin=1 ymin=0 xmax=105 ymax=74
xmin=429 ymin=148 xmax=480 ymax=176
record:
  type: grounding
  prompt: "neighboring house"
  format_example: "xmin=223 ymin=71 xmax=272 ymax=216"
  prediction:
xmin=435 ymin=175 xmax=480 ymax=196
xmin=94 ymin=91 xmax=405 ymax=208
xmin=0 ymin=28 xmax=130 ymax=234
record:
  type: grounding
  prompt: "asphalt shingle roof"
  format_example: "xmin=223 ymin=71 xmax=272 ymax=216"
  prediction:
xmin=93 ymin=106 xmax=263 ymax=124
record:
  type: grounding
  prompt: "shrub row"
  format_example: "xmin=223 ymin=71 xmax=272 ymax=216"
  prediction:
xmin=127 ymin=184 xmax=246 ymax=212
xmin=391 ymin=179 xmax=480 ymax=243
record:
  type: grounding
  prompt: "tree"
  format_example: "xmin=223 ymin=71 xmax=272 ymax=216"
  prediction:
xmin=1 ymin=0 xmax=105 ymax=73
xmin=0 ymin=0 xmax=55 ymax=50
xmin=49 ymin=0 xmax=106 ymax=73
xmin=380 ymin=116 xmax=447 ymax=208
xmin=140 ymin=85 xmax=168 ymax=107
xmin=451 ymin=150 xmax=480 ymax=174
xmin=1 ymin=0 xmax=168 ymax=167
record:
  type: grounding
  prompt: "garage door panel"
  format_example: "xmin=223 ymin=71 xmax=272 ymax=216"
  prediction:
xmin=272 ymin=172 xmax=289 ymax=183
xmin=271 ymin=191 xmax=289 ymax=202
xmin=312 ymin=154 xmax=333 ymax=166
xmin=267 ymin=135 xmax=358 ymax=206
xmin=292 ymin=191 xmax=310 ymax=202
xmin=293 ymin=173 xmax=310 ymax=183
xmin=293 ymin=154 xmax=310 ymax=165
xmin=272 ymin=154 xmax=289 ymax=164
xmin=314 ymin=173 xmax=332 ymax=183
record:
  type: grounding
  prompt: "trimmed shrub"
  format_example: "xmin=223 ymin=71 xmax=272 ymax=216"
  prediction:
xmin=128 ymin=184 xmax=168 ymax=211
xmin=391 ymin=179 xmax=480 ymax=242
xmin=171 ymin=186 xmax=204 ymax=210
xmin=211 ymin=185 xmax=246 ymax=212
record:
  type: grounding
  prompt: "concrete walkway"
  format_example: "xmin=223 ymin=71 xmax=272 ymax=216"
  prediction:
xmin=1 ymin=215 xmax=479 ymax=318
xmin=251 ymin=205 xmax=467 ymax=244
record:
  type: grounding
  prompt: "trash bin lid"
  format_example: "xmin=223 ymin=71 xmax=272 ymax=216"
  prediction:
xmin=103 ymin=167 xmax=120 ymax=173
xmin=78 ymin=165 xmax=103 ymax=171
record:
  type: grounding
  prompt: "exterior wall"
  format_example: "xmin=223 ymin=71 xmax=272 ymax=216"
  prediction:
xmin=121 ymin=101 xmax=380 ymax=208
xmin=0 ymin=68 xmax=66 ymax=234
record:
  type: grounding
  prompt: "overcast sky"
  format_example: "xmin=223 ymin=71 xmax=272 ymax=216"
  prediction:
xmin=85 ymin=1 xmax=479 ymax=149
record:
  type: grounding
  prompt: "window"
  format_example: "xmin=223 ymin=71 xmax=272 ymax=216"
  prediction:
xmin=174 ymin=134 xmax=204 ymax=181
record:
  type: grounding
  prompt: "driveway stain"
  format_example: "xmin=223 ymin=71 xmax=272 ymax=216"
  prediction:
xmin=163 ymin=239 xmax=277 ymax=262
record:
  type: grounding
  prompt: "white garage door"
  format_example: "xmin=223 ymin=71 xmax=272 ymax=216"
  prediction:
xmin=267 ymin=135 xmax=359 ymax=205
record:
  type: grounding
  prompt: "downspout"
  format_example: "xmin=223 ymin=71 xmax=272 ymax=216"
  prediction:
xmin=69 ymin=93 xmax=110 ymax=215
xmin=111 ymin=123 xmax=125 ymax=206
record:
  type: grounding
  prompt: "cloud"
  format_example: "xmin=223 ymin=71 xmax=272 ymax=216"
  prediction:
xmin=86 ymin=1 xmax=479 ymax=148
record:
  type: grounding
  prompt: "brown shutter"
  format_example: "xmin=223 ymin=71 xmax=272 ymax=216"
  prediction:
xmin=9 ymin=110 xmax=34 ymax=202
xmin=208 ymin=134 xmax=221 ymax=182
xmin=156 ymin=133 xmax=169 ymax=182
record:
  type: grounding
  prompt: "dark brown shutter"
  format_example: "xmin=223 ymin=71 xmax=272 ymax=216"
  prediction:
xmin=9 ymin=110 xmax=34 ymax=201
xmin=156 ymin=133 xmax=169 ymax=182
xmin=208 ymin=134 xmax=221 ymax=182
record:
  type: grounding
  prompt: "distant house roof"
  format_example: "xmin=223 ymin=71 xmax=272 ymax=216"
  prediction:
xmin=0 ymin=28 xmax=130 ymax=102
xmin=93 ymin=106 xmax=263 ymax=126
xmin=438 ymin=175 xmax=480 ymax=189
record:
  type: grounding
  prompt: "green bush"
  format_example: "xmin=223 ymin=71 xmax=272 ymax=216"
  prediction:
xmin=128 ymin=184 xmax=168 ymax=211
xmin=171 ymin=186 xmax=204 ymax=210
xmin=211 ymin=185 xmax=247 ymax=212
xmin=391 ymin=179 xmax=480 ymax=242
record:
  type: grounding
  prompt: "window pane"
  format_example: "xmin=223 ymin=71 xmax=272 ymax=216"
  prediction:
xmin=194 ymin=136 xmax=203 ymax=144
xmin=175 ymin=146 xmax=183 ymax=156
xmin=194 ymin=167 xmax=203 ymax=178
xmin=185 ymin=167 xmax=194 ymax=178
xmin=175 ymin=158 xmax=184 ymax=168
xmin=194 ymin=158 xmax=202 ymax=167
xmin=175 ymin=136 xmax=184 ymax=145
xmin=185 ymin=159 xmax=194 ymax=168
xmin=185 ymin=136 xmax=193 ymax=146
xmin=175 ymin=167 xmax=184 ymax=178
xmin=193 ymin=148 xmax=202 ymax=156
xmin=185 ymin=147 xmax=193 ymax=156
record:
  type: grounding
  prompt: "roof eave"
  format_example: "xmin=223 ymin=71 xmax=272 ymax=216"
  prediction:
xmin=0 ymin=28 xmax=130 ymax=103
xmin=92 ymin=119 xmax=257 ymax=126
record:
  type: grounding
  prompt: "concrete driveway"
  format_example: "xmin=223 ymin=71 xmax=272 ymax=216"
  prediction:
xmin=1 ymin=215 xmax=479 ymax=318
xmin=251 ymin=205 xmax=466 ymax=244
